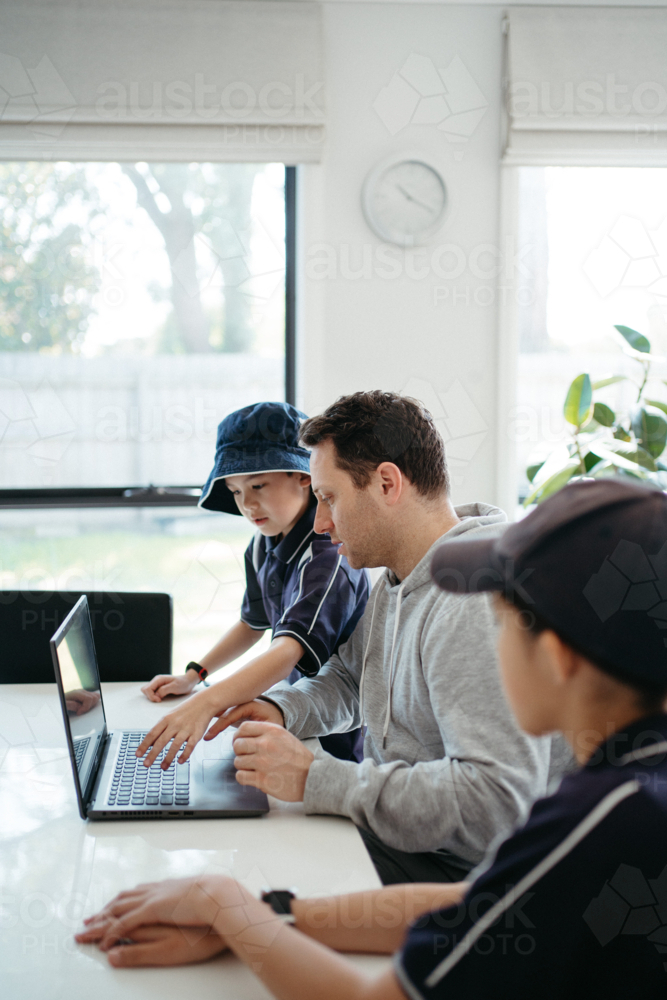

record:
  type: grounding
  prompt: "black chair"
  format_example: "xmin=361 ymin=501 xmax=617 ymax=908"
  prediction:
xmin=0 ymin=591 xmax=172 ymax=683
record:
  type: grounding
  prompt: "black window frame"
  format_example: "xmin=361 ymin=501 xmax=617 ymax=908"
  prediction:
xmin=0 ymin=165 xmax=297 ymax=511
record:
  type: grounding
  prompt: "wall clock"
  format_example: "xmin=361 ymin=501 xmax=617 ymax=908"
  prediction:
xmin=361 ymin=156 xmax=447 ymax=246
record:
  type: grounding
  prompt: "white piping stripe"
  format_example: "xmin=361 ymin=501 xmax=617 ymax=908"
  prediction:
xmin=273 ymin=629 xmax=322 ymax=670
xmin=252 ymin=530 xmax=263 ymax=573
xmin=241 ymin=619 xmax=269 ymax=632
xmin=424 ymin=779 xmax=641 ymax=988
xmin=286 ymin=529 xmax=315 ymax=565
xmin=308 ymin=555 xmax=342 ymax=634
xmin=619 ymin=740 xmax=667 ymax=765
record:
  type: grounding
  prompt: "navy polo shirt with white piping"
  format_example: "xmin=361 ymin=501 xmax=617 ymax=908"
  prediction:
xmin=241 ymin=501 xmax=370 ymax=678
xmin=396 ymin=713 xmax=667 ymax=1000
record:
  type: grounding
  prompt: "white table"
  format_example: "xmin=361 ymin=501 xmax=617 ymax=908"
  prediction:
xmin=0 ymin=683 xmax=387 ymax=999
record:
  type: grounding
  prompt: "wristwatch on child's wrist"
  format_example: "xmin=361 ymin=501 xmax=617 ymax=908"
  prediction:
xmin=186 ymin=661 xmax=208 ymax=684
xmin=260 ymin=888 xmax=297 ymax=923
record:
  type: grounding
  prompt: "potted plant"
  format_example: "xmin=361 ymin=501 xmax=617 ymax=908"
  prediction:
xmin=525 ymin=325 xmax=667 ymax=506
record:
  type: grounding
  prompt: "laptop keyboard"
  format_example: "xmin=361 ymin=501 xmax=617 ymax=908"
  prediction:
xmin=107 ymin=733 xmax=190 ymax=808
xmin=74 ymin=736 xmax=90 ymax=770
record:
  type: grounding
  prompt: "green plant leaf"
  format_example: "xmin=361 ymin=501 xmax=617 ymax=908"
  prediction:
xmin=645 ymin=398 xmax=667 ymax=417
xmin=592 ymin=402 xmax=615 ymax=427
xmin=583 ymin=451 xmax=603 ymax=472
xmin=613 ymin=426 xmax=632 ymax=442
xmin=563 ymin=374 xmax=593 ymax=427
xmin=615 ymin=325 xmax=651 ymax=354
xmin=526 ymin=461 xmax=545 ymax=484
xmin=593 ymin=446 xmax=651 ymax=475
xmin=592 ymin=375 xmax=628 ymax=390
xmin=605 ymin=441 xmax=658 ymax=471
xmin=523 ymin=463 xmax=579 ymax=508
xmin=631 ymin=406 xmax=667 ymax=459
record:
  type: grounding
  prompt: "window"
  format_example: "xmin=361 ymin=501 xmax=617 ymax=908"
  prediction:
xmin=514 ymin=166 xmax=667 ymax=507
xmin=1 ymin=161 xmax=294 ymax=670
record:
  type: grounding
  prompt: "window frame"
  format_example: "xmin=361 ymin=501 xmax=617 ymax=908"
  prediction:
xmin=0 ymin=165 xmax=297 ymax=511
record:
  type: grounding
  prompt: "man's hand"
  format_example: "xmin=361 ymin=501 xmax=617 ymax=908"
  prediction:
xmin=78 ymin=923 xmax=227 ymax=967
xmin=233 ymin=721 xmax=314 ymax=802
xmin=204 ymin=698 xmax=285 ymax=740
xmin=141 ymin=672 xmax=198 ymax=703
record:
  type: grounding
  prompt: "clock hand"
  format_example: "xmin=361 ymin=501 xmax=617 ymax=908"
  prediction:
xmin=396 ymin=184 xmax=437 ymax=214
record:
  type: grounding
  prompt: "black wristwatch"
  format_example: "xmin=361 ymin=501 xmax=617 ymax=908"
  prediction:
xmin=186 ymin=661 xmax=209 ymax=684
xmin=260 ymin=888 xmax=296 ymax=924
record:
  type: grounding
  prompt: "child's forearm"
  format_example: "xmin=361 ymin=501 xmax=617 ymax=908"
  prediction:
xmin=291 ymin=882 xmax=468 ymax=953
xmin=206 ymin=636 xmax=303 ymax=710
xmin=198 ymin=620 xmax=265 ymax=675
xmin=215 ymin=884 xmax=467 ymax=1000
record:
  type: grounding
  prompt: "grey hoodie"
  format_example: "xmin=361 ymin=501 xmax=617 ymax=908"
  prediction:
xmin=264 ymin=503 xmax=571 ymax=864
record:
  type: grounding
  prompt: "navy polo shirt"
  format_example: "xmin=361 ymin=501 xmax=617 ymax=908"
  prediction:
xmin=240 ymin=502 xmax=369 ymax=677
xmin=396 ymin=713 xmax=667 ymax=1000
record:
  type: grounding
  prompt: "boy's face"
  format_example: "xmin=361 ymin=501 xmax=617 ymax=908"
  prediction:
xmin=494 ymin=596 xmax=560 ymax=737
xmin=224 ymin=471 xmax=311 ymax=537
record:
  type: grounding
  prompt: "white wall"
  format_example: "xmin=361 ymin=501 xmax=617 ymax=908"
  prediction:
xmin=299 ymin=3 xmax=505 ymax=508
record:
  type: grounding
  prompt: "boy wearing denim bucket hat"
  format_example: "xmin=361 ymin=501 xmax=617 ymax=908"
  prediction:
xmin=140 ymin=401 xmax=369 ymax=763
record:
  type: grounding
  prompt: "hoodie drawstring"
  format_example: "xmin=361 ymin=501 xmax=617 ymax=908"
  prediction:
xmin=382 ymin=582 xmax=406 ymax=749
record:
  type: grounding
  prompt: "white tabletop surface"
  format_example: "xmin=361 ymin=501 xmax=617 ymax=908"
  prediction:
xmin=0 ymin=683 xmax=387 ymax=999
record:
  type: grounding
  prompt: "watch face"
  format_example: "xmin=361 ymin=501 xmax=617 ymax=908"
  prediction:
xmin=364 ymin=159 xmax=447 ymax=246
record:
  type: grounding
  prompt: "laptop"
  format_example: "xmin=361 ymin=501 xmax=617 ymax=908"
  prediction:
xmin=50 ymin=595 xmax=269 ymax=821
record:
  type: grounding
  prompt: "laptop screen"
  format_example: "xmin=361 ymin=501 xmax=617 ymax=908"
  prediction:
xmin=50 ymin=596 xmax=107 ymax=810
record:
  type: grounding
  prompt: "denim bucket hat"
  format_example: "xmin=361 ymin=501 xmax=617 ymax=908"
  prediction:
xmin=199 ymin=401 xmax=311 ymax=515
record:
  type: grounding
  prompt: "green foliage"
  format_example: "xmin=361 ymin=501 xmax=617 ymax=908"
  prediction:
xmin=592 ymin=402 xmax=615 ymax=427
xmin=563 ymin=373 xmax=593 ymax=427
xmin=631 ymin=405 xmax=667 ymax=458
xmin=615 ymin=324 xmax=651 ymax=354
xmin=525 ymin=325 xmax=667 ymax=506
xmin=0 ymin=163 xmax=102 ymax=352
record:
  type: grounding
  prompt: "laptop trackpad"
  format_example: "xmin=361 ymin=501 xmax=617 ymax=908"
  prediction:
xmin=202 ymin=758 xmax=238 ymax=791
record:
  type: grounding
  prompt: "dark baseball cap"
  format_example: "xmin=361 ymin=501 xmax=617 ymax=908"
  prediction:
xmin=431 ymin=479 xmax=667 ymax=687
xmin=199 ymin=401 xmax=311 ymax=515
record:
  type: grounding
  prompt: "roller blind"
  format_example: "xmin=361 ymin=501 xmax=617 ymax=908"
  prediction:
xmin=504 ymin=7 xmax=667 ymax=166
xmin=0 ymin=0 xmax=324 ymax=162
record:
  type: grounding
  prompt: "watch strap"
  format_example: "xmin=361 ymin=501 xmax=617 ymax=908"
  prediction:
xmin=261 ymin=889 xmax=296 ymax=923
xmin=186 ymin=661 xmax=208 ymax=682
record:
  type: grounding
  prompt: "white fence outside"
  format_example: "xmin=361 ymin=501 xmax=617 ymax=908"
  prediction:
xmin=0 ymin=353 xmax=283 ymax=488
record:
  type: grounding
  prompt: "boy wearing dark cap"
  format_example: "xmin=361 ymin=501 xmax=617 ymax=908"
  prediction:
xmin=80 ymin=478 xmax=667 ymax=1000
xmin=140 ymin=401 xmax=369 ymax=763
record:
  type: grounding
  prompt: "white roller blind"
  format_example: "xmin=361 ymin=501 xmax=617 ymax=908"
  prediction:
xmin=0 ymin=0 xmax=325 ymax=162
xmin=505 ymin=7 xmax=667 ymax=166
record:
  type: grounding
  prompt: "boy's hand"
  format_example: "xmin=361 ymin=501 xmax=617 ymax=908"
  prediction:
xmin=204 ymin=699 xmax=285 ymax=740
xmin=141 ymin=672 xmax=198 ymax=703
xmin=136 ymin=688 xmax=223 ymax=769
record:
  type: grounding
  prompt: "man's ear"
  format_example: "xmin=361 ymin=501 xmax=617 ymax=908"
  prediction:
xmin=298 ymin=473 xmax=312 ymax=488
xmin=375 ymin=462 xmax=403 ymax=506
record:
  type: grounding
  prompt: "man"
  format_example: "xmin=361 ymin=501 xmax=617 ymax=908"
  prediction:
xmin=206 ymin=391 xmax=569 ymax=884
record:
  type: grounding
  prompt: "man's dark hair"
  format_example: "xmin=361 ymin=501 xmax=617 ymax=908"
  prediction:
xmin=299 ymin=390 xmax=449 ymax=498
